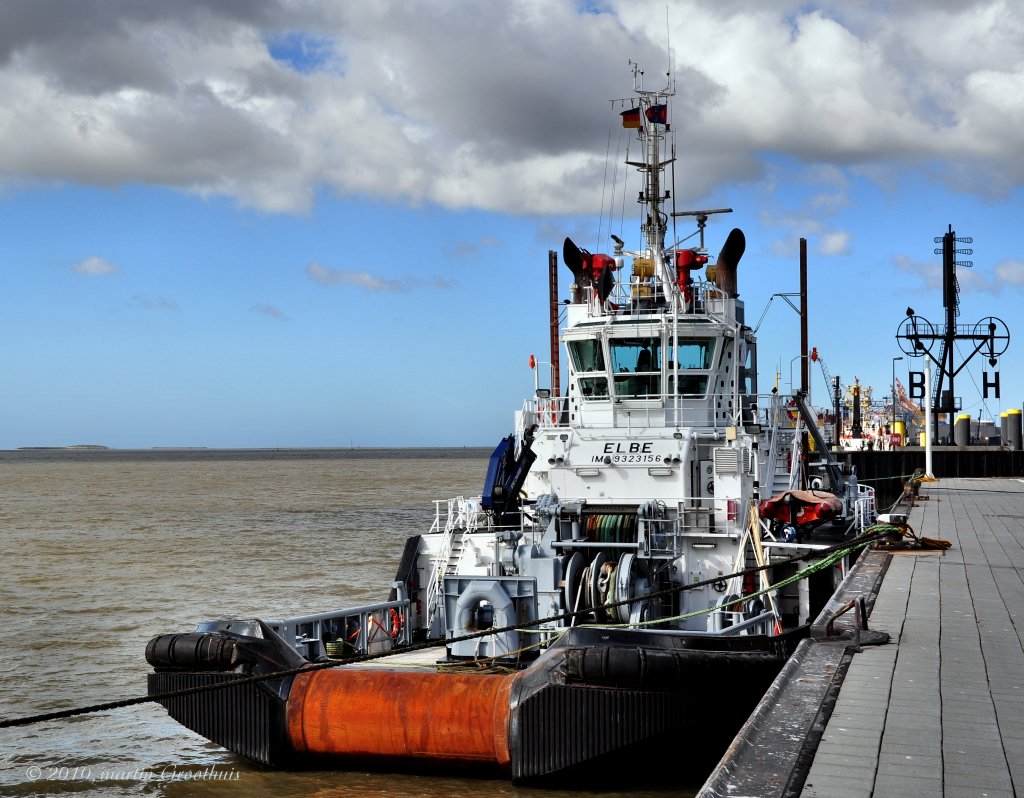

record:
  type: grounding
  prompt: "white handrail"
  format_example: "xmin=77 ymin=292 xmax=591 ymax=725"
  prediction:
xmin=425 ymin=497 xmax=461 ymax=634
xmin=854 ymin=484 xmax=877 ymax=532
xmin=761 ymin=393 xmax=785 ymax=495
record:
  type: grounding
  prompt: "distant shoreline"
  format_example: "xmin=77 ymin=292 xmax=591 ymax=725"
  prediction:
xmin=18 ymin=444 xmax=111 ymax=450
xmin=0 ymin=446 xmax=493 ymax=463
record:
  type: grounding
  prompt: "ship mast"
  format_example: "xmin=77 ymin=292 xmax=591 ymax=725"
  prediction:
xmin=618 ymin=61 xmax=684 ymax=305
xmin=623 ymin=62 xmax=675 ymax=294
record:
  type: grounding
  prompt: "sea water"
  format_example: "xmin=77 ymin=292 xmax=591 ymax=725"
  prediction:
xmin=0 ymin=450 xmax=691 ymax=797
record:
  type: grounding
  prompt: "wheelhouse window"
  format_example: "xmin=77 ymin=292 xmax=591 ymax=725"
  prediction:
xmin=578 ymin=376 xmax=609 ymax=398
xmin=569 ymin=338 xmax=609 ymax=400
xmin=609 ymin=337 xmax=661 ymax=398
xmin=668 ymin=337 xmax=714 ymax=396
xmin=741 ymin=340 xmax=757 ymax=395
xmin=672 ymin=337 xmax=714 ymax=369
xmin=568 ymin=339 xmax=605 ymax=372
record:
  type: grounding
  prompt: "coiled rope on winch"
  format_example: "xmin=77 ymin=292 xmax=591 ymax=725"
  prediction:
xmin=0 ymin=525 xmax=899 ymax=730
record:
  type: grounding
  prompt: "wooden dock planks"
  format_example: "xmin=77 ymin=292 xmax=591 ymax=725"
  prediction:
xmin=702 ymin=477 xmax=1024 ymax=798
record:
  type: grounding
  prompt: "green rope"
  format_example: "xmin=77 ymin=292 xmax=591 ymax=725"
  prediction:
xmin=581 ymin=527 xmax=895 ymax=629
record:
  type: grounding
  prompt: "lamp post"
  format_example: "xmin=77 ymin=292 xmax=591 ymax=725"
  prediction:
xmin=891 ymin=356 xmax=904 ymax=430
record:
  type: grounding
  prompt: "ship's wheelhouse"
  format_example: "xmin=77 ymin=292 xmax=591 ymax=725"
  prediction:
xmin=564 ymin=326 xmax=732 ymax=409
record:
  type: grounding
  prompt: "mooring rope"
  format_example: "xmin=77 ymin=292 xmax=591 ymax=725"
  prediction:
xmin=461 ymin=535 xmax=872 ymax=670
xmin=854 ymin=473 xmax=919 ymax=484
xmin=0 ymin=526 xmax=897 ymax=730
xmin=591 ymin=538 xmax=863 ymax=630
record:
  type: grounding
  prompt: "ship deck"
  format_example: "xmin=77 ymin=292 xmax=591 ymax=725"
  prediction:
xmin=700 ymin=476 xmax=1024 ymax=798
xmin=339 ymin=645 xmax=448 ymax=670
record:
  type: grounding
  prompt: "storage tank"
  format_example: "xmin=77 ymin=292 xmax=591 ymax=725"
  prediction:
xmin=954 ymin=414 xmax=971 ymax=446
xmin=1008 ymin=408 xmax=1023 ymax=451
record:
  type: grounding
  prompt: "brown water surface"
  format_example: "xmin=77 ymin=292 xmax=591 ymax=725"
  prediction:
xmin=0 ymin=452 xmax=692 ymax=797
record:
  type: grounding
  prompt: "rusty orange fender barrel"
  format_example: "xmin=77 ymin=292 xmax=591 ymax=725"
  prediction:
xmin=287 ymin=669 xmax=519 ymax=768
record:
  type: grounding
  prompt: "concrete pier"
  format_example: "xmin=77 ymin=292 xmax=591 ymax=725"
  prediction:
xmin=700 ymin=477 xmax=1024 ymax=797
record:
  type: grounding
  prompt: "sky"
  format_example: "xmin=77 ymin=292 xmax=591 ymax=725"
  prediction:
xmin=2 ymin=0 xmax=1022 ymax=449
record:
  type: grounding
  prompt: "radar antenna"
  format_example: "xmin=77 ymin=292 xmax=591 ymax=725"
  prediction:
xmin=671 ymin=208 xmax=733 ymax=251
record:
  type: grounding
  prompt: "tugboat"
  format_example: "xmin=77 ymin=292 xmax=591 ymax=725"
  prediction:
xmin=146 ymin=68 xmax=876 ymax=783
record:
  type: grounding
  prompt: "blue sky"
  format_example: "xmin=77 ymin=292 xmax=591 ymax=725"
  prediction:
xmin=2 ymin=1 xmax=1022 ymax=448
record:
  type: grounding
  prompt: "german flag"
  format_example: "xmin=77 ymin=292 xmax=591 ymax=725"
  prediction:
xmin=620 ymin=107 xmax=641 ymax=128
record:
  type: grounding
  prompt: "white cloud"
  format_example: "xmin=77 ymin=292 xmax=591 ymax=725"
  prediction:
xmin=757 ymin=163 xmax=853 ymax=256
xmin=73 ymin=256 xmax=118 ymax=275
xmin=444 ymin=236 xmax=501 ymax=259
xmin=410 ymin=276 xmax=457 ymax=290
xmin=306 ymin=262 xmax=454 ymax=292
xmin=251 ymin=303 xmax=288 ymax=320
xmin=995 ymin=260 xmax=1024 ymax=286
xmin=894 ymin=254 xmax=941 ymax=291
xmin=0 ymin=1 xmax=1021 ymax=213
xmin=307 ymin=262 xmax=402 ymax=292
xmin=819 ymin=230 xmax=850 ymax=256
xmin=894 ymin=253 xmax=1008 ymax=295
xmin=131 ymin=295 xmax=179 ymax=311
xmin=955 ymin=267 xmax=998 ymax=294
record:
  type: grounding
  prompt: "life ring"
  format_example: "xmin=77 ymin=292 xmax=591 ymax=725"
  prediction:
xmin=368 ymin=608 xmax=403 ymax=640
xmin=786 ymin=401 xmax=799 ymax=422
xmin=545 ymin=399 xmax=558 ymax=425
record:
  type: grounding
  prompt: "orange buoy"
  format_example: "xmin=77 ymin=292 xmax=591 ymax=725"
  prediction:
xmin=287 ymin=669 xmax=517 ymax=768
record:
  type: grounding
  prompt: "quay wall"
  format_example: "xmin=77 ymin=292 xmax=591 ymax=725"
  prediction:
xmin=833 ymin=448 xmax=1024 ymax=506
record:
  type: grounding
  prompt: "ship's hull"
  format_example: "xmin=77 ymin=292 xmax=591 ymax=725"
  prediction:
xmin=148 ymin=626 xmax=804 ymax=782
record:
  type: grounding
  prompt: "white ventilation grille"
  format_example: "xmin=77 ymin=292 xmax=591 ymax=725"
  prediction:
xmin=714 ymin=448 xmax=740 ymax=474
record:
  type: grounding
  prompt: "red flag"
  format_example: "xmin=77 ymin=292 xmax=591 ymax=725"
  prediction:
xmin=645 ymin=104 xmax=667 ymax=124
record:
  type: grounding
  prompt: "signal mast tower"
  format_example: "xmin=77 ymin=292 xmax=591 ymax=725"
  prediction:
xmin=895 ymin=225 xmax=1010 ymax=441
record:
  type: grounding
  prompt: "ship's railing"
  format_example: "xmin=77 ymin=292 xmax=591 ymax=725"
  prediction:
xmin=523 ymin=394 xmax=752 ymax=431
xmin=424 ymin=496 xmax=498 ymax=636
xmin=268 ymin=592 xmax=411 ymax=661
xmin=425 ymin=496 xmax=476 ymax=635
xmin=760 ymin=393 xmax=785 ymax=492
xmin=597 ymin=272 xmax=735 ymax=321
xmin=644 ymin=516 xmax=680 ymax=557
xmin=701 ymin=284 xmax=737 ymax=323
xmin=854 ymin=483 xmax=877 ymax=532
xmin=429 ymin=495 xmax=486 ymax=535
xmin=530 ymin=395 xmax=568 ymax=429
xmin=705 ymin=608 xmax=776 ymax=636
xmin=643 ymin=498 xmax=743 ymax=557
